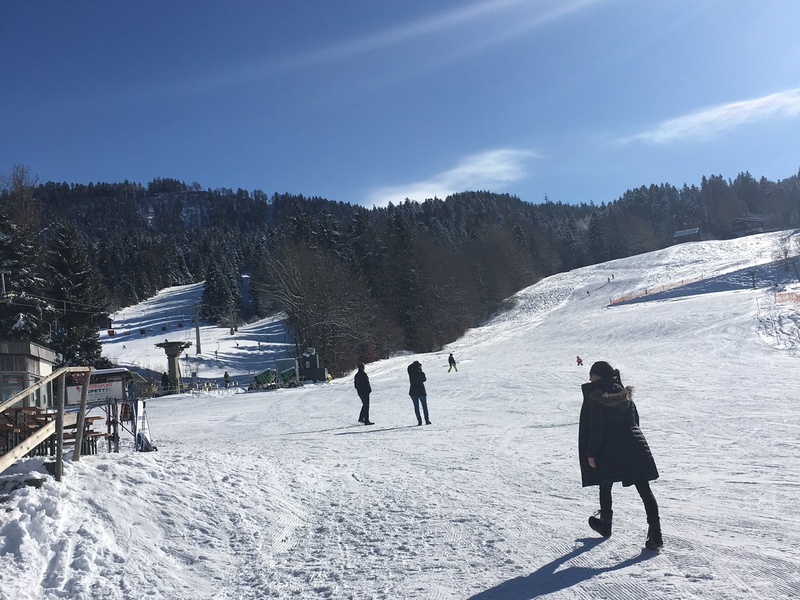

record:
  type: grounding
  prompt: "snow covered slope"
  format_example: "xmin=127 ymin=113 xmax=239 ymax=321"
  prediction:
xmin=1 ymin=230 xmax=799 ymax=599
xmin=101 ymin=280 xmax=295 ymax=385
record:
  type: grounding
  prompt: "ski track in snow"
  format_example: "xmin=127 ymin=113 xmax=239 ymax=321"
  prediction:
xmin=2 ymin=230 xmax=800 ymax=599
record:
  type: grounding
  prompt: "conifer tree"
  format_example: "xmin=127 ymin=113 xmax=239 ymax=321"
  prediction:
xmin=201 ymin=261 xmax=240 ymax=325
xmin=0 ymin=165 xmax=53 ymax=342
xmin=44 ymin=221 xmax=110 ymax=366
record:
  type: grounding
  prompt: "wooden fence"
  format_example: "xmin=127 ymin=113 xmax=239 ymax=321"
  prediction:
xmin=609 ymin=274 xmax=707 ymax=306
xmin=775 ymin=292 xmax=800 ymax=304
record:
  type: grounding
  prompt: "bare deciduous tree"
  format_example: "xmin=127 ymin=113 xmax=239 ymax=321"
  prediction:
xmin=263 ymin=242 xmax=402 ymax=376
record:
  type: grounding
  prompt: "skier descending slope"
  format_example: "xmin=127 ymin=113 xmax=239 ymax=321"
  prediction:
xmin=578 ymin=360 xmax=663 ymax=550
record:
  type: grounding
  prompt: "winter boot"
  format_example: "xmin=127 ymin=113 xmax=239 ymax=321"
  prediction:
xmin=645 ymin=521 xmax=663 ymax=550
xmin=588 ymin=511 xmax=612 ymax=538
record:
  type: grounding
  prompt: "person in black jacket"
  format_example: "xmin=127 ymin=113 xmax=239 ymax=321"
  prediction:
xmin=447 ymin=353 xmax=457 ymax=372
xmin=354 ymin=362 xmax=373 ymax=425
xmin=407 ymin=361 xmax=431 ymax=425
xmin=578 ymin=360 xmax=662 ymax=550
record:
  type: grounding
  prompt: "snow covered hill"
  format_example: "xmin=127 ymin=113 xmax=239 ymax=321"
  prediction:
xmin=2 ymin=230 xmax=800 ymax=600
xmin=101 ymin=280 xmax=295 ymax=387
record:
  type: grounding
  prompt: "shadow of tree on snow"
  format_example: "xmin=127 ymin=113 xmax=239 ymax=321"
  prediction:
xmin=333 ymin=425 xmax=418 ymax=435
xmin=466 ymin=537 xmax=655 ymax=599
xmin=616 ymin=257 xmax=797 ymax=306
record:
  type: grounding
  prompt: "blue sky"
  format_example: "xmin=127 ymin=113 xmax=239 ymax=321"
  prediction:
xmin=2 ymin=0 xmax=799 ymax=208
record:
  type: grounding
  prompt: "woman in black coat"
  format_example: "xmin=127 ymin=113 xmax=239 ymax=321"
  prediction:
xmin=578 ymin=360 xmax=662 ymax=550
xmin=407 ymin=361 xmax=431 ymax=425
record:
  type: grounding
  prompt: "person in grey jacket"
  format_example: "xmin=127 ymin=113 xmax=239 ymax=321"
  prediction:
xmin=578 ymin=360 xmax=662 ymax=550
xmin=354 ymin=362 xmax=373 ymax=425
xmin=407 ymin=361 xmax=430 ymax=425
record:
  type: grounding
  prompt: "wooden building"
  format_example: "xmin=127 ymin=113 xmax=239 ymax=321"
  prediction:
xmin=730 ymin=216 xmax=766 ymax=238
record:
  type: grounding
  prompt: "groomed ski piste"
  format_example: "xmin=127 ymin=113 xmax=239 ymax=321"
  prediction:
xmin=2 ymin=230 xmax=800 ymax=599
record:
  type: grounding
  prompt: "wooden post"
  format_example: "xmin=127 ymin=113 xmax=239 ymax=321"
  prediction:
xmin=112 ymin=400 xmax=120 ymax=453
xmin=55 ymin=373 xmax=66 ymax=482
xmin=195 ymin=303 xmax=202 ymax=354
xmin=72 ymin=368 xmax=91 ymax=462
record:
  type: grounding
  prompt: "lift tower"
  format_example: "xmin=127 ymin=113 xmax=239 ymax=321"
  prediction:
xmin=155 ymin=340 xmax=192 ymax=393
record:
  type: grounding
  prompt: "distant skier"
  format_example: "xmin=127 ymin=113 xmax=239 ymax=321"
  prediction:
xmin=576 ymin=356 xmax=583 ymax=367
xmin=161 ymin=371 xmax=169 ymax=391
xmin=448 ymin=353 xmax=457 ymax=372
xmin=407 ymin=361 xmax=431 ymax=426
xmin=223 ymin=371 xmax=230 ymax=388
xmin=578 ymin=361 xmax=662 ymax=550
xmin=354 ymin=362 xmax=373 ymax=425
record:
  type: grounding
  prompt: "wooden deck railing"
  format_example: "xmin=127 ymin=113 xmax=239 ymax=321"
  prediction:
xmin=0 ymin=366 xmax=92 ymax=481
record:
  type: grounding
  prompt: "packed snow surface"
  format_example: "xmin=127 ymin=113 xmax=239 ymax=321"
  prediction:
xmin=2 ymin=230 xmax=800 ymax=599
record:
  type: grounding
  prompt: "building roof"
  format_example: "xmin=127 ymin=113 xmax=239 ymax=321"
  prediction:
xmin=731 ymin=216 xmax=765 ymax=225
xmin=0 ymin=340 xmax=59 ymax=362
xmin=673 ymin=228 xmax=700 ymax=238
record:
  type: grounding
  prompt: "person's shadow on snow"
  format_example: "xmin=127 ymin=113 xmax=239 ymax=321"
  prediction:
xmin=466 ymin=537 xmax=655 ymax=599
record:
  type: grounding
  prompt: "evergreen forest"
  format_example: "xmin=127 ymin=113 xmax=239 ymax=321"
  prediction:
xmin=2 ymin=164 xmax=799 ymax=376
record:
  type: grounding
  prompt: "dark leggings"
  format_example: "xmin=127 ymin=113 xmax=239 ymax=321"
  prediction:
xmin=358 ymin=393 xmax=370 ymax=422
xmin=599 ymin=481 xmax=659 ymax=523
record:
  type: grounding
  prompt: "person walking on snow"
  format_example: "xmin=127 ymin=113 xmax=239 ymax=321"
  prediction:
xmin=448 ymin=353 xmax=458 ymax=372
xmin=576 ymin=356 xmax=583 ymax=366
xmin=407 ymin=361 xmax=431 ymax=425
xmin=578 ymin=360 xmax=662 ymax=550
xmin=354 ymin=362 xmax=373 ymax=425
xmin=223 ymin=371 xmax=230 ymax=388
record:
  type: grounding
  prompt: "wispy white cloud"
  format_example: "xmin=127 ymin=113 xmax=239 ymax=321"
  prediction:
xmin=278 ymin=0 xmax=533 ymax=70
xmin=618 ymin=87 xmax=800 ymax=145
xmin=203 ymin=0 xmax=605 ymax=89
xmin=364 ymin=148 xmax=539 ymax=208
xmin=282 ymin=0 xmax=603 ymax=69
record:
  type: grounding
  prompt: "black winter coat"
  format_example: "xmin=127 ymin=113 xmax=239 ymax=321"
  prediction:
xmin=354 ymin=370 xmax=371 ymax=396
xmin=578 ymin=377 xmax=659 ymax=487
xmin=407 ymin=363 xmax=427 ymax=397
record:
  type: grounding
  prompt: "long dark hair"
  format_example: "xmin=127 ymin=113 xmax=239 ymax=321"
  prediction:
xmin=590 ymin=360 xmax=623 ymax=390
